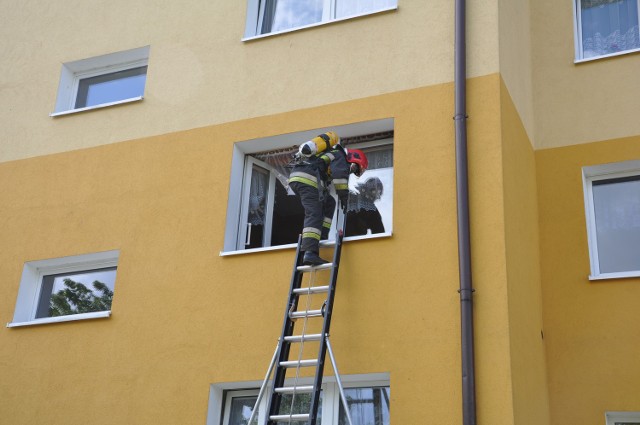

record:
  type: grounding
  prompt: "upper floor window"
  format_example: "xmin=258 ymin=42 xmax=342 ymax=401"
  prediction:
xmin=51 ymin=46 xmax=149 ymax=116
xmin=582 ymin=161 xmax=640 ymax=279
xmin=574 ymin=0 xmax=640 ymax=61
xmin=7 ymin=250 xmax=119 ymax=328
xmin=222 ymin=119 xmax=394 ymax=255
xmin=243 ymin=0 xmax=398 ymax=39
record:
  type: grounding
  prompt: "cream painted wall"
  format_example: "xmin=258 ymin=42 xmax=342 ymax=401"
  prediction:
xmin=498 ymin=0 xmax=535 ymax=146
xmin=531 ymin=0 xmax=640 ymax=149
xmin=0 ymin=0 xmax=500 ymax=163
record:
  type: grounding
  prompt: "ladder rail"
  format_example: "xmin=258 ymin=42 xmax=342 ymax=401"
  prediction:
xmin=307 ymin=215 xmax=347 ymax=425
xmin=262 ymin=211 xmax=349 ymax=425
xmin=266 ymin=235 xmax=305 ymax=421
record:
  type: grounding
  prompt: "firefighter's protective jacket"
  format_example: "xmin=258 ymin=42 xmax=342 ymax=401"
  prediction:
xmin=288 ymin=146 xmax=350 ymax=197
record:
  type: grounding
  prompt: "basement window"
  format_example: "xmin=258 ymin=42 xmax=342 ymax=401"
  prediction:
xmin=243 ymin=0 xmax=398 ymax=39
xmin=7 ymin=250 xmax=119 ymax=328
xmin=51 ymin=46 xmax=149 ymax=116
xmin=582 ymin=161 xmax=640 ymax=279
xmin=209 ymin=374 xmax=390 ymax=425
xmin=221 ymin=119 xmax=394 ymax=255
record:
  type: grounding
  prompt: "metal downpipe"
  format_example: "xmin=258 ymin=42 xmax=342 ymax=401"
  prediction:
xmin=454 ymin=0 xmax=477 ymax=424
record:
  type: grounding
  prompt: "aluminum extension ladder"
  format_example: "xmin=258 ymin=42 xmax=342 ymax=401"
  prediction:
xmin=248 ymin=220 xmax=354 ymax=425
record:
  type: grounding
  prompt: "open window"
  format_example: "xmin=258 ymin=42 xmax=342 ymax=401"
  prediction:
xmin=222 ymin=119 xmax=394 ymax=255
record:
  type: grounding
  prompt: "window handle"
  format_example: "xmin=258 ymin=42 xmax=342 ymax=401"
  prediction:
xmin=245 ymin=223 xmax=252 ymax=246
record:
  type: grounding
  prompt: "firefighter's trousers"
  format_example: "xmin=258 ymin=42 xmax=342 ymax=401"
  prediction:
xmin=290 ymin=181 xmax=335 ymax=253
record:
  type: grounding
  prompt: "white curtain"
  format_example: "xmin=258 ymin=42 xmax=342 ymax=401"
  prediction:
xmin=581 ymin=0 xmax=640 ymax=58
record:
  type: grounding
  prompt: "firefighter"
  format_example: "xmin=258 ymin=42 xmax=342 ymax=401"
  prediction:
xmin=289 ymin=134 xmax=369 ymax=265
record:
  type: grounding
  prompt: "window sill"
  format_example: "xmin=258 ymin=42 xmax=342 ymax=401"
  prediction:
xmin=7 ymin=310 xmax=111 ymax=328
xmin=242 ymin=6 xmax=397 ymax=42
xmin=575 ymin=47 xmax=640 ymax=64
xmin=589 ymin=271 xmax=640 ymax=281
xmin=49 ymin=96 xmax=143 ymax=117
xmin=220 ymin=231 xmax=392 ymax=257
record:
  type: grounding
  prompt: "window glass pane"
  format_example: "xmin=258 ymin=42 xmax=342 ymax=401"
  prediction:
xmin=339 ymin=386 xmax=390 ymax=425
xmin=36 ymin=267 xmax=117 ymax=318
xmin=277 ymin=392 xmax=322 ymax=423
xmin=592 ymin=176 xmax=640 ymax=273
xmin=246 ymin=165 xmax=270 ymax=248
xmin=346 ymin=145 xmax=393 ymax=237
xmin=336 ymin=0 xmax=397 ymax=18
xmin=228 ymin=396 xmax=259 ymax=425
xmin=580 ymin=0 xmax=640 ymax=58
xmin=75 ymin=66 xmax=147 ymax=108
xmin=269 ymin=0 xmax=323 ymax=33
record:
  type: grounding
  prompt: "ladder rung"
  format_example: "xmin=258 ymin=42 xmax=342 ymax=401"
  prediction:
xmin=292 ymin=285 xmax=329 ymax=295
xmin=275 ymin=385 xmax=314 ymax=393
xmin=284 ymin=334 xmax=323 ymax=342
xmin=296 ymin=263 xmax=334 ymax=272
xmin=270 ymin=413 xmax=311 ymax=422
xmin=289 ymin=309 xmax=323 ymax=319
xmin=280 ymin=359 xmax=318 ymax=368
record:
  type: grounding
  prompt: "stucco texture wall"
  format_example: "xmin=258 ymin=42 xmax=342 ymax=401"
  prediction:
xmin=0 ymin=0 xmax=500 ymax=163
xmin=500 ymin=77 xmax=551 ymax=425
xmin=0 ymin=83 xmax=441 ymax=424
xmin=531 ymin=0 xmax=640 ymax=149
xmin=537 ymin=136 xmax=640 ymax=425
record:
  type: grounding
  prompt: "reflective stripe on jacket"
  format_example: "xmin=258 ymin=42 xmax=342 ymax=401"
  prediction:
xmin=288 ymin=146 xmax=350 ymax=197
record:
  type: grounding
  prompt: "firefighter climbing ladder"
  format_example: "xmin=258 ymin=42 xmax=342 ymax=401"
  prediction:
xmin=248 ymin=220 xmax=353 ymax=425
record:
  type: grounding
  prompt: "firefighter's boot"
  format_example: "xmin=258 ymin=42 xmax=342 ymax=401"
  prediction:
xmin=303 ymin=251 xmax=329 ymax=266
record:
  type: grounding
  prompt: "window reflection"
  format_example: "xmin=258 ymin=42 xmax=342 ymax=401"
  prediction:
xmin=35 ymin=267 xmax=117 ymax=319
xmin=338 ymin=387 xmax=390 ymax=425
xmin=75 ymin=66 xmax=147 ymax=108
xmin=336 ymin=0 xmax=397 ymax=18
xmin=270 ymin=0 xmax=323 ymax=33
xmin=592 ymin=176 xmax=640 ymax=273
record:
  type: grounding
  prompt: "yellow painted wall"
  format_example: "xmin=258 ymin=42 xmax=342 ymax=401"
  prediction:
xmin=0 ymin=77 xmax=510 ymax=424
xmin=537 ymin=137 xmax=640 ymax=424
xmin=500 ymin=78 xmax=551 ymax=425
xmin=0 ymin=0 xmax=500 ymax=163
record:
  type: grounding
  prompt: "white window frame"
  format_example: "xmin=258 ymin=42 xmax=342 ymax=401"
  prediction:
xmin=243 ymin=0 xmax=398 ymax=40
xmin=582 ymin=160 xmax=640 ymax=280
xmin=221 ymin=118 xmax=394 ymax=256
xmin=573 ymin=0 xmax=640 ymax=62
xmin=208 ymin=373 xmax=390 ymax=425
xmin=7 ymin=250 xmax=119 ymax=328
xmin=606 ymin=411 xmax=640 ymax=424
xmin=50 ymin=46 xmax=150 ymax=116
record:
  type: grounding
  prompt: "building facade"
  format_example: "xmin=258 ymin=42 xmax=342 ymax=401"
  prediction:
xmin=0 ymin=0 xmax=638 ymax=424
